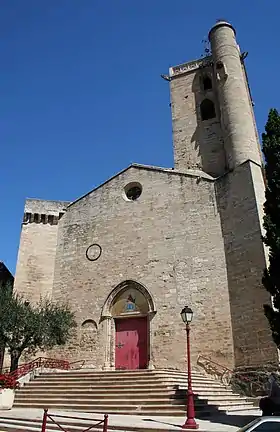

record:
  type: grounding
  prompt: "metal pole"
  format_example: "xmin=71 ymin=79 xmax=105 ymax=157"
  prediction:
xmin=41 ymin=408 xmax=48 ymax=432
xmin=103 ymin=414 xmax=108 ymax=432
xmin=182 ymin=324 xmax=198 ymax=429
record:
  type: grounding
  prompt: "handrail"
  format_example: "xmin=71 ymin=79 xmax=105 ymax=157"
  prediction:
xmin=198 ymin=355 xmax=233 ymax=373
xmin=1 ymin=357 xmax=87 ymax=389
xmin=10 ymin=357 xmax=70 ymax=379
xmin=197 ymin=354 xmax=251 ymax=385
xmin=197 ymin=354 xmax=277 ymax=397
xmin=69 ymin=359 xmax=86 ymax=370
xmin=0 ymin=356 xmax=71 ymax=387
xmin=2 ymin=358 xmax=86 ymax=374
xmin=41 ymin=409 xmax=108 ymax=432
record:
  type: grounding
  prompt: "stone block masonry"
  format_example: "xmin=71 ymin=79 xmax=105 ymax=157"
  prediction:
xmin=216 ymin=161 xmax=277 ymax=367
xmin=14 ymin=199 xmax=70 ymax=303
xmin=50 ymin=165 xmax=234 ymax=370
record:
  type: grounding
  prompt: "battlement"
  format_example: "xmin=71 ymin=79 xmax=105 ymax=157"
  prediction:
xmin=169 ymin=56 xmax=213 ymax=78
xmin=22 ymin=199 xmax=70 ymax=226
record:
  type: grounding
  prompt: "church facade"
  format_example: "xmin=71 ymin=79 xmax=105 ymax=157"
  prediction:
xmin=14 ymin=21 xmax=278 ymax=372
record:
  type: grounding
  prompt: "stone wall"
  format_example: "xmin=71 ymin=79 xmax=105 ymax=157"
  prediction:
xmin=14 ymin=199 xmax=69 ymax=303
xmin=170 ymin=61 xmax=226 ymax=177
xmin=216 ymin=161 xmax=278 ymax=367
xmin=51 ymin=165 xmax=234 ymax=370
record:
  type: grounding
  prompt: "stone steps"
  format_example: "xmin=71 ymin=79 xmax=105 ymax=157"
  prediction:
xmin=32 ymin=375 xmax=220 ymax=384
xmin=50 ymin=375 xmax=207 ymax=383
xmin=16 ymin=388 xmax=235 ymax=396
xmin=40 ymin=370 xmax=199 ymax=376
xmin=13 ymin=369 xmax=256 ymax=416
xmin=13 ymin=395 xmax=254 ymax=407
xmin=16 ymin=391 xmax=175 ymax=398
xmin=14 ymin=397 xmax=185 ymax=405
xmin=26 ymin=380 xmax=226 ymax=388
xmin=16 ymin=390 xmax=242 ymax=399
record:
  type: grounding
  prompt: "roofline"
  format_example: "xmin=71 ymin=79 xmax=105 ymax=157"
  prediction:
xmin=67 ymin=163 xmax=215 ymax=208
xmin=22 ymin=160 xmax=262 ymax=211
xmin=25 ymin=197 xmax=71 ymax=204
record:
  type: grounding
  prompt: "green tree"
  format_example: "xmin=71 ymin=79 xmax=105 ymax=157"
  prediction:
xmin=262 ymin=108 xmax=280 ymax=347
xmin=0 ymin=275 xmax=13 ymax=372
xmin=0 ymin=289 xmax=77 ymax=372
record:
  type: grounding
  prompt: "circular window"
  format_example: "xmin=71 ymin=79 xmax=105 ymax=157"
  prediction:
xmin=123 ymin=182 xmax=142 ymax=201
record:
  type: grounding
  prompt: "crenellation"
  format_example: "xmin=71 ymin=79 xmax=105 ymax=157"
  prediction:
xmin=169 ymin=56 xmax=213 ymax=78
xmin=23 ymin=211 xmax=63 ymax=225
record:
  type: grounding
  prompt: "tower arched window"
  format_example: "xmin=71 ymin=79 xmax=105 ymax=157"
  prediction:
xmin=203 ymin=76 xmax=212 ymax=91
xmin=200 ymin=99 xmax=216 ymax=121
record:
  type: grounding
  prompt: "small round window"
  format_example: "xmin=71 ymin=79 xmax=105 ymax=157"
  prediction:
xmin=123 ymin=182 xmax=142 ymax=201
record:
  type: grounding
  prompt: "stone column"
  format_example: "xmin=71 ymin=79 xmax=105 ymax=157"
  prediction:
xmin=110 ymin=319 xmax=116 ymax=369
xmin=102 ymin=316 xmax=112 ymax=370
xmin=148 ymin=313 xmax=155 ymax=369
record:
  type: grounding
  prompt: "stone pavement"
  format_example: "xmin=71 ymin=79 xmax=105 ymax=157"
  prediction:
xmin=0 ymin=408 xmax=261 ymax=431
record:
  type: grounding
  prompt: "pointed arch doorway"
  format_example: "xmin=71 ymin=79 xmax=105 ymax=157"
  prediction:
xmin=101 ymin=280 xmax=156 ymax=370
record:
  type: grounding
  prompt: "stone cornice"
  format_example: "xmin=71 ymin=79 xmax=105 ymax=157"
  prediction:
xmin=169 ymin=56 xmax=213 ymax=78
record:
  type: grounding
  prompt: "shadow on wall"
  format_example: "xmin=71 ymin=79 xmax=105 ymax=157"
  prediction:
xmin=191 ymin=69 xmax=227 ymax=177
xmin=79 ymin=319 xmax=98 ymax=362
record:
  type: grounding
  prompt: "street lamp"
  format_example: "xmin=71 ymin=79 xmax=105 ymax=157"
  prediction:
xmin=180 ymin=306 xmax=198 ymax=429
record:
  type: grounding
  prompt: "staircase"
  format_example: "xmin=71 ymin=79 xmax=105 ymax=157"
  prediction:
xmin=11 ymin=369 xmax=256 ymax=416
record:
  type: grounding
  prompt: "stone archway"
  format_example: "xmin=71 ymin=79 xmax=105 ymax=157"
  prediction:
xmin=101 ymin=280 xmax=156 ymax=370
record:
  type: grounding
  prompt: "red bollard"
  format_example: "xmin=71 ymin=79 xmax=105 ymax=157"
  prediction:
xmin=41 ymin=408 xmax=48 ymax=432
xmin=103 ymin=414 xmax=108 ymax=432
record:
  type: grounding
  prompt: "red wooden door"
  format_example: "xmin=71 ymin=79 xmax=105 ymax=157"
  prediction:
xmin=115 ymin=317 xmax=148 ymax=370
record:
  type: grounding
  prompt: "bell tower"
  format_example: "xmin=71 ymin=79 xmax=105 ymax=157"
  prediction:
xmin=169 ymin=20 xmax=278 ymax=369
xmin=169 ymin=20 xmax=262 ymax=177
xmin=209 ymin=21 xmax=262 ymax=170
xmin=169 ymin=55 xmax=226 ymax=177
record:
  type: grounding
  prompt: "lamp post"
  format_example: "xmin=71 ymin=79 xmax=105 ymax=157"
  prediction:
xmin=180 ymin=306 xmax=198 ymax=429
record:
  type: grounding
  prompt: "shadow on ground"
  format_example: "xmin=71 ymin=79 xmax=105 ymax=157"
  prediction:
xmin=143 ymin=393 xmax=259 ymax=430
xmin=203 ymin=413 xmax=259 ymax=428
xmin=143 ymin=413 xmax=258 ymax=430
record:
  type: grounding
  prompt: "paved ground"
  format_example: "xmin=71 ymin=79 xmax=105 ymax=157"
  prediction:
xmin=0 ymin=408 xmax=261 ymax=431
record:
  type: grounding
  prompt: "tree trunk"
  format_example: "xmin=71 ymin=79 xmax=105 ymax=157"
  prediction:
xmin=10 ymin=351 xmax=20 ymax=372
xmin=0 ymin=346 xmax=4 ymax=373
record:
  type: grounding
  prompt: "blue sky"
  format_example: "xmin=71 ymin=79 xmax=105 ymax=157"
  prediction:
xmin=0 ymin=0 xmax=279 ymax=274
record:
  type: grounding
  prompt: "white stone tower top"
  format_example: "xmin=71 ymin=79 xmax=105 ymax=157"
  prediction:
xmin=208 ymin=19 xmax=262 ymax=170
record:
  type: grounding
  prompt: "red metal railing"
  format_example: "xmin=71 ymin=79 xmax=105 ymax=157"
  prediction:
xmin=0 ymin=357 xmax=71 ymax=388
xmin=1 ymin=357 xmax=85 ymax=374
xmin=41 ymin=409 xmax=108 ymax=432
xmin=69 ymin=359 xmax=86 ymax=370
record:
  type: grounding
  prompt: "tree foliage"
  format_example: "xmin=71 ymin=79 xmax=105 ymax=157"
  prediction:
xmin=262 ymin=108 xmax=280 ymax=347
xmin=0 ymin=287 xmax=77 ymax=372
